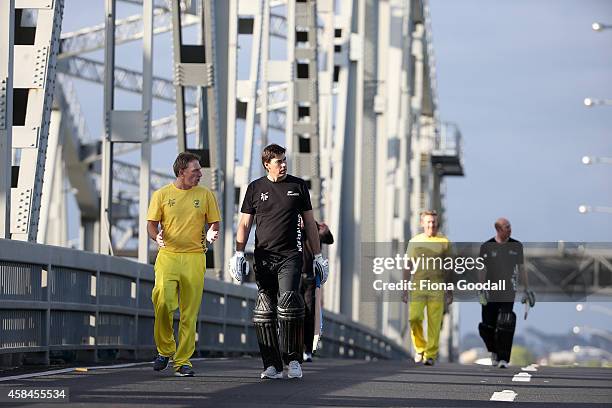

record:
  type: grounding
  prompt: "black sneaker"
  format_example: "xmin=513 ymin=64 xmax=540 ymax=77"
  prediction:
xmin=153 ymin=355 xmax=170 ymax=371
xmin=424 ymin=358 xmax=435 ymax=366
xmin=174 ymin=365 xmax=195 ymax=377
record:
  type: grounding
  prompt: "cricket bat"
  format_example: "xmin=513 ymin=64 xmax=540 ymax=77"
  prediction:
xmin=312 ymin=274 xmax=323 ymax=352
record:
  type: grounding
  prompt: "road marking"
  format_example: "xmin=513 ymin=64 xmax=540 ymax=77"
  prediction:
xmin=0 ymin=356 xmax=222 ymax=382
xmin=0 ymin=368 xmax=76 ymax=382
xmin=512 ymin=372 xmax=532 ymax=382
xmin=521 ymin=364 xmax=538 ymax=372
xmin=490 ymin=390 xmax=518 ymax=402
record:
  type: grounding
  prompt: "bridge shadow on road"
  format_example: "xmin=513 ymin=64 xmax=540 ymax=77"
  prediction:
xmin=2 ymin=358 xmax=612 ymax=407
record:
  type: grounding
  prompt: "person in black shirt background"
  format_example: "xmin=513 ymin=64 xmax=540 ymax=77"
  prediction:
xmin=229 ymin=144 xmax=329 ymax=379
xmin=299 ymin=218 xmax=334 ymax=362
xmin=478 ymin=217 xmax=534 ymax=368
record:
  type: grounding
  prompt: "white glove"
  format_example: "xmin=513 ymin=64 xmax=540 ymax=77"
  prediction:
xmin=229 ymin=251 xmax=249 ymax=283
xmin=156 ymin=230 xmax=165 ymax=248
xmin=206 ymin=228 xmax=219 ymax=243
xmin=313 ymin=254 xmax=329 ymax=285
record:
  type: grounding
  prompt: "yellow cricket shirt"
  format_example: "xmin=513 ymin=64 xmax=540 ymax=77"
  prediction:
xmin=406 ymin=233 xmax=451 ymax=283
xmin=147 ymin=183 xmax=221 ymax=253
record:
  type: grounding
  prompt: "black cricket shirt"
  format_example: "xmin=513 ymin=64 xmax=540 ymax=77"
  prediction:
xmin=240 ymin=174 xmax=312 ymax=256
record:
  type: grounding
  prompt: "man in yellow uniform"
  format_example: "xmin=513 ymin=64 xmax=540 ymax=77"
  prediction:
xmin=147 ymin=152 xmax=221 ymax=377
xmin=402 ymin=210 xmax=453 ymax=366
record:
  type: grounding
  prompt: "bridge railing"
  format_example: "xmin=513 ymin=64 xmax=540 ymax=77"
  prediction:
xmin=0 ymin=239 xmax=408 ymax=365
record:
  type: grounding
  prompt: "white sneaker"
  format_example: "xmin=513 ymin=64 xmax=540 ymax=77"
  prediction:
xmin=287 ymin=360 xmax=303 ymax=379
xmin=497 ymin=360 xmax=509 ymax=369
xmin=491 ymin=352 xmax=499 ymax=366
xmin=260 ymin=366 xmax=283 ymax=379
xmin=414 ymin=352 xmax=425 ymax=364
xmin=303 ymin=352 xmax=313 ymax=363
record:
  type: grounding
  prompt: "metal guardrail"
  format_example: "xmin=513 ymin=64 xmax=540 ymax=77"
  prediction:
xmin=0 ymin=239 xmax=409 ymax=365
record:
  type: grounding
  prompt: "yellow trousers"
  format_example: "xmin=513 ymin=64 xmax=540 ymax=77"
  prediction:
xmin=409 ymin=289 xmax=444 ymax=360
xmin=152 ymin=250 xmax=206 ymax=369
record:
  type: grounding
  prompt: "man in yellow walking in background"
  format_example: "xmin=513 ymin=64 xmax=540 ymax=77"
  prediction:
xmin=402 ymin=210 xmax=453 ymax=366
xmin=147 ymin=152 xmax=221 ymax=377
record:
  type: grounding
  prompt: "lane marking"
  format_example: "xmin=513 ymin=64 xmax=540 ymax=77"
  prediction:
xmin=490 ymin=390 xmax=517 ymax=402
xmin=512 ymin=372 xmax=532 ymax=382
xmin=521 ymin=364 xmax=538 ymax=372
xmin=0 ymin=357 xmax=217 ymax=382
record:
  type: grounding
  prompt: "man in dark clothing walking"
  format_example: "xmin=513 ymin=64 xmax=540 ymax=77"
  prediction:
xmin=478 ymin=217 xmax=534 ymax=368
xmin=229 ymin=144 xmax=329 ymax=379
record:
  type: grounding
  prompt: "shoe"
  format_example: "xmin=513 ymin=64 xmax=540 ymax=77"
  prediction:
xmin=491 ymin=352 xmax=499 ymax=366
xmin=414 ymin=352 xmax=425 ymax=364
xmin=497 ymin=360 xmax=509 ymax=369
xmin=174 ymin=365 xmax=195 ymax=377
xmin=260 ymin=366 xmax=283 ymax=379
xmin=287 ymin=360 xmax=303 ymax=379
xmin=303 ymin=352 xmax=313 ymax=363
xmin=424 ymin=358 xmax=435 ymax=366
xmin=153 ymin=354 xmax=170 ymax=371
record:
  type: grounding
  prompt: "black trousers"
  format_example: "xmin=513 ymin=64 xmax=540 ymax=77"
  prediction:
xmin=481 ymin=301 xmax=514 ymax=360
xmin=253 ymin=251 xmax=303 ymax=365
xmin=299 ymin=272 xmax=316 ymax=353
xmin=254 ymin=251 xmax=302 ymax=296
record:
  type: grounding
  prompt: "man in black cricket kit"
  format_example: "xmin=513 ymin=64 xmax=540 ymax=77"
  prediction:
xmin=300 ymin=219 xmax=334 ymax=362
xmin=478 ymin=217 xmax=534 ymax=368
xmin=229 ymin=144 xmax=329 ymax=379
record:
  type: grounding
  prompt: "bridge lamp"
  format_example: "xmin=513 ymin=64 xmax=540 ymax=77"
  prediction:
xmin=575 ymin=303 xmax=612 ymax=317
xmin=578 ymin=205 xmax=612 ymax=214
xmin=584 ymin=97 xmax=612 ymax=107
xmin=581 ymin=155 xmax=612 ymax=165
xmin=592 ymin=22 xmax=612 ymax=32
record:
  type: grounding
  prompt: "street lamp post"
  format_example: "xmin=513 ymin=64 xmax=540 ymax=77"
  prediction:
xmin=592 ymin=22 xmax=612 ymax=32
xmin=578 ymin=205 xmax=612 ymax=214
xmin=582 ymin=156 xmax=612 ymax=165
xmin=573 ymin=325 xmax=612 ymax=342
xmin=583 ymin=98 xmax=612 ymax=107
xmin=576 ymin=303 xmax=612 ymax=317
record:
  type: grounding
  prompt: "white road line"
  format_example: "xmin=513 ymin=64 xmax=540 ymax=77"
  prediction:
xmin=521 ymin=364 xmax=538 ymax=372
xmin=512 ymin=372 xmax=532 ymax=382
xmin=0 ymin=368 xmax=78 ymax=382
xmin=0 ymin=356 xmax=222 ymax=382
xmin=490 ymin=390 xmax=518 ymax=402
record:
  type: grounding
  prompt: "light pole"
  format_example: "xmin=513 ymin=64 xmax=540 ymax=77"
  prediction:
xmin=573 ymin=325 xmax=612 ymax=342
xmin=576 ymin=303 xmax=612 ymax=317
xmin=578 ymin=205 xmax=612 ymax=215
xmin=592 ymin=22 xmax=612 ymax=32
xmin=582 ymin=156 xmax=612 ymax=165
xmin=583 ymin=97 xmax=612 ymax=107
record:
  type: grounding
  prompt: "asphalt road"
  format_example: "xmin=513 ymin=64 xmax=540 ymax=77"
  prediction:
xmin=0 ymin=357 xmax=611 ymax=407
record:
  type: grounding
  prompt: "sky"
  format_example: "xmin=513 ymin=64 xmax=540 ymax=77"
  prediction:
xmin=428 ymin=0 xmax=612 ymax=338
xmin=429 ymin=0 xmax=612 ymax=242
xmin=58 ymin=1 xmax=612 ymax=341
